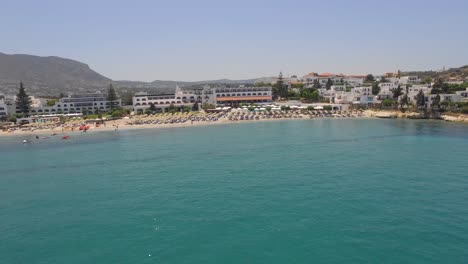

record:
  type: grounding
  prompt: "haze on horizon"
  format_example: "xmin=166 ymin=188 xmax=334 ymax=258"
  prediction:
xmin=2 ymin=0 xmax=468 ymax=82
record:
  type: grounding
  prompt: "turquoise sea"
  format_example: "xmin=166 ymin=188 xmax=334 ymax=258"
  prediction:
xmin=1 ymin=119 xmax=468 ymax=263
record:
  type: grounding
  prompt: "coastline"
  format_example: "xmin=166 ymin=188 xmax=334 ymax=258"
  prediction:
xmin=364 ymin=109 xmax=468 ymax=123
xmin=2 ymin=110 xmax=467 ymax=139
xmin=0 ymin=115 xmax=368 ymax=138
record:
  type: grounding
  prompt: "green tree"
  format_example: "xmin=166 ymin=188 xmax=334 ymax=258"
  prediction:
xmin=400 ymin=94 xmax=408 ymax=109
xmin=202 ymin=103 xmax=215 ymax=110
xmin=380 ymin=76 xmax=388 ymax=83
xmin=167 ymin=103 xmax=177 ymax=113
xmin=106 ymin=83 xmax=118 ymax=110
xmin=273 ymin=72 xmax=287 ymax=99
xmin=441 ymin=83 xmax=450 ymax=94
xmin=423 ymin=76 xmax=432 ymax=84
xmin=310 ymin=90 xmax=320 ymax=102
xmin=431 ymin=94 xmax=441 ymax=110
xmin=431 ymin=78 xmax=444 ymax=94
xmin=399 ymin=86 xmax=409 ymax=109
xmin=372 ymin=82 xmax=381 ymax=95
xmin=149 ymin=103 xmax=157 ymax=112
xmin=382 ymin=98 xmax=395 ymax=107
xmin=415 ymin=90 xmax=426 ymax=109
xmin=15 ymin=82 xmax=32 ymax=116
xmin=325 ymin=78 xmax=333 ymax=90
xmin=192 ymin=102 xmax=199 ymax=111
xmin=365 ymin=74 xmax=375 ymax=82
xmin=390 ymin=85 xmax=403 ymax=100
xmin=313 ymin=79 xmax=321 ymax=89
xmin=47 ymin=99 xmax=58 ymax=106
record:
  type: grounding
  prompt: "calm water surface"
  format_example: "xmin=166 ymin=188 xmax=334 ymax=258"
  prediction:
xmin=1 ymin=119 xmax=467 ymax=263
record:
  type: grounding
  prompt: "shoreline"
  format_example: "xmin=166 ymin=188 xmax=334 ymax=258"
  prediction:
xmin=2 ymin=110 xmax=467 ymax=138
xmin=1 ymin=116 xmax=368 ymax=138
xmin=364 ymin=109 xmax=468 ymax=123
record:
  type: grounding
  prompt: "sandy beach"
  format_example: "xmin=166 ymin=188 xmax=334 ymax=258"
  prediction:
xmin=0 ymin=110 xmax=369 ymax=138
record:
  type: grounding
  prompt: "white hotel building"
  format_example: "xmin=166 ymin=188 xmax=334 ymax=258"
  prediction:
xmin=0 ymin=98 xmax=8 ymax=117
xmin=132 ymin=85 xmax=273 ymax=112
xmin=28 ymin=93 xmax=121 ymax=115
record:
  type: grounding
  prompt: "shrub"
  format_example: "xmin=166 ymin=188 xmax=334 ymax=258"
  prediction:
xmin=8 ymin=116 xmax=17 ymax=123
xmin=112 ymin=110 xmax=125 ymax=118
xmin=461 ymin=106 xmax=468 ymax=114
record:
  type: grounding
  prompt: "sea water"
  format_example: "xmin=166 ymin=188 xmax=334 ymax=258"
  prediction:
xmin=1 ymin=119 xmax=467 ymax=263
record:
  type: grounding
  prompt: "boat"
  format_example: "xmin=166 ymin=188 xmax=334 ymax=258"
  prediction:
xmin=62 ymin=135 xmax=70 ymax=139
xmin=22 ymin=140 xmax=30 ymax=144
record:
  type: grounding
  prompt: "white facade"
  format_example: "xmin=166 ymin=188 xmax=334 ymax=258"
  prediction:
xmin=455 ymin=88 xmax=468 ymax=101
xmin=407 ymin=84 xmax=432 ymax=94
xmin=0 ymin=94 xmax=16 ymax=117
xmin=351 ymin=87 xmax=373 ymax=104
xmin=132 ymin=85 xmax=273 ymax=112
xmin=330 ymin=85 xmax=346 ymax=92
xmin=424 ymin=94 xmax=462 ymax=107
xmin=378 ymin=82 xmax=399 ymax=92
xmin=133 ymin=86 xmax=198 ymax=113
xmin=343 ymin=76 xmax=365 ymax=86
xmin=212 ymin=86 xmax=272 ymax=105
xmin=0 ymin=98 xmax=8 ymax=117
xmin=399 ymin=76 xmax=421 ymax=85
xmin=29 ymin=92 xmax=121 ymax=115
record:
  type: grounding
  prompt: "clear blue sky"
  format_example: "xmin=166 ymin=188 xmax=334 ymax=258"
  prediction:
xmin=2 ymin=0 xmax=468 ymax=81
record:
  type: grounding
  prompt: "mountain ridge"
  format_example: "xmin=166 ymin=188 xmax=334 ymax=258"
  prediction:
xmin=0 ymin=53 xmax=274 ymax=96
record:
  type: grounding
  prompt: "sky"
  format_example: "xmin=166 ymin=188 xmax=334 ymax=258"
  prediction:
xmin=1 ymin=0 xmax=468 ymax=82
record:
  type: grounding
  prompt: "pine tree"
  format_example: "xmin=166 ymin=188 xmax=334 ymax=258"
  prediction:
xmin=149 ymin=103 xmax=157 ymax=112
xmin=15 ymin=82 xmax=32 ymax=116
xmin=325 ymin=78 xmax=333 ymax=90
xmin=372 ymin=82 xmax=381 ymax=95
xmin=391 ymin=85 xmax=403 ymax=100
xmin=106 ymin=83 xmax=118 ymax=110
xmin=415 ymin=90 xmax=426 ymax=109
xmin=273 ymin=72 xmax=286 ymax=99
xmin=431 ymin=94 xmax=441 ymax=109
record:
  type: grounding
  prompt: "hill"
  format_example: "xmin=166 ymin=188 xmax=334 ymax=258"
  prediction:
xmin=0 ymin=53 xmax=111 ymax=96
xmin=0 ymin=52 xmax=273 ymax=97
xmin=403 ymin=65 xmax=468 ymax=80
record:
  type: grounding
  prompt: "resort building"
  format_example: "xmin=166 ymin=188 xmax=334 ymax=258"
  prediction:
xmin=343 ymin=75 xmax=365 ymax=86
xmin=132 ymin=86 xmax=199 ymax=113
xmin=132 ymin=85 xmax=273 ymax=112
xmin=455 ymin=88 xmax=468 ymax=101
xmin=0 ymin=94 xmax=16 ymax=117
xmin=16 ymin=113 xmax=83 ymax=124
xmin=378 ymin=82 xmax=399 ymax=91
xmin=28 ymin=92 xmax=121 ymax=115
xmin=399 ymin=76 xmax=421 ymax=85
xmin=339 ymin=87 xmax=374 ymax=105
xmin=407 ymin=84 xmax=432 ymax=94
xmin=210 ymin=85 xmax=273 ymax=106
xmin=303 ymin=72 xmax=365 ymax=88
xmin=0 ymin=97 xmax=8 ymax=117
xmin=424 ymin=94 xmax=462 ymax=108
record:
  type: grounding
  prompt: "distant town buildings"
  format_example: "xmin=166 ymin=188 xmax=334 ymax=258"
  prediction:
xmin=2 ymin=69 xmax=467 ymax=118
